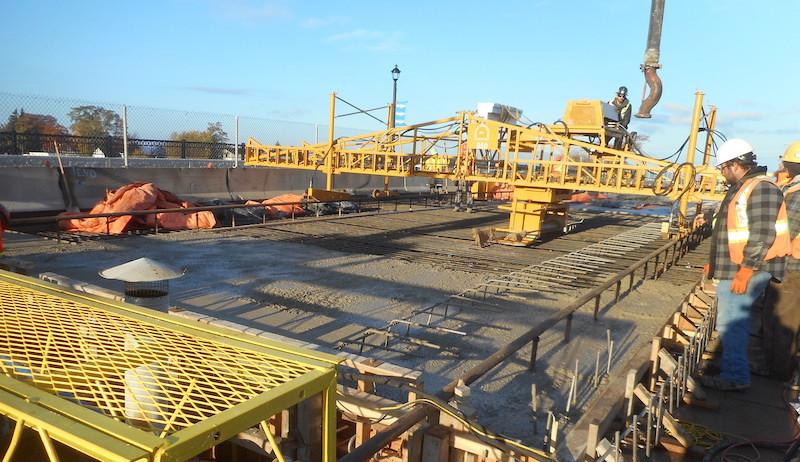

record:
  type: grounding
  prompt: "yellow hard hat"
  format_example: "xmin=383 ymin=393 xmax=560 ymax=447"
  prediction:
xmin=783 ymin=141 xmax=800 ymax=164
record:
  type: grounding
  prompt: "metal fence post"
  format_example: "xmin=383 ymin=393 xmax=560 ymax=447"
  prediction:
xmin=123 ymin=105 xmax=128 ymax=167
xmin=234 ymin=115 xmax=239 ymax=168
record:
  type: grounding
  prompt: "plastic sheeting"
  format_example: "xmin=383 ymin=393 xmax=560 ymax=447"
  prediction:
xmin=59 ymin=183 xmax=216 ymax=234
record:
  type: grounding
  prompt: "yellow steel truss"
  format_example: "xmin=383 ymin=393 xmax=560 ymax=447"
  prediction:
xmin=0 ymin=269 xmax=340 ymax=462
xmin=245 ymin=92 xmax=726 ymax=240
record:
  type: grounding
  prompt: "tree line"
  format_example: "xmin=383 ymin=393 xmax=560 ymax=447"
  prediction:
xmin=1 ymin=106 xmax=229 ymax=144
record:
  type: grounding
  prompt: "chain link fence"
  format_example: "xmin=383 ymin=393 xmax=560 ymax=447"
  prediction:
xmin=0 ymin=92 xmax=370 ymax=161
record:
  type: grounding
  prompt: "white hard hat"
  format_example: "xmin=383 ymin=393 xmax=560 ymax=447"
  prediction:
xmin=716 ymin=138 xmax=754 ymax=167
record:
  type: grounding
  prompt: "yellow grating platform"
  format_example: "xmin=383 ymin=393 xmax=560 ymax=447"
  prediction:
xmin=0 ymin=269 xmax=340 ymax=462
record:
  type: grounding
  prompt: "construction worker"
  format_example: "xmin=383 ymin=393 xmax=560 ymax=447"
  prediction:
xmin=0 ymin=203 xmax=9 ymax=254
xmin=609 ymin=86 xmax=632 ymax=129
xmin=774 ymin=159 xmax=791 ymax=188
xmin=695 ymin=138 xmax=790 ymax=391
xmin=762 ymin=141 xmax=800 ymax=380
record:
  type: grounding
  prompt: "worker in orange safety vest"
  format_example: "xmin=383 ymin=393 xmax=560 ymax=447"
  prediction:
xmin=694 ymin=138 xmax=789 ymax=391
xmin=762 ymin=141 xmax=800 ymax=380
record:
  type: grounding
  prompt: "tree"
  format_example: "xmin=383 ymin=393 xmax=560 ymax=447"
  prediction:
xmin=2 ymin=109 xmax=68 ymax=135
xmin=166 ymin=122 xmax=229 ymax=159
xmin=169 ymin=122 xmax=229 ymax=143
xmin=68 ymin=105 xmax=123 ymax=137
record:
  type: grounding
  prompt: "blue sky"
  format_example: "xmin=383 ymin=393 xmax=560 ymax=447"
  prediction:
xmin=2 ymin=0 xmax=798 ymax=169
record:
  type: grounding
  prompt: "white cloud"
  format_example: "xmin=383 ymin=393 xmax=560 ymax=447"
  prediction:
xmin=326 ymin=29 xmax=371 ymax=42
xmin=647 ymin=102 xmax=692 ymax=126
xmin=300 ymin=16 xmax=348 ymax=29
xmin=325 ymin=29 xmax=405 ymax=52
xmin=718 ymin=111 xmax=764 ymax=123
xmin=661 ymin=102 xmax=690 ymax=114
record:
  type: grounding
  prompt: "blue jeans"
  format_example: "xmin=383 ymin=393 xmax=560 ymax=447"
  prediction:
xmin=716 ymin=271 xmax=772 ymax=385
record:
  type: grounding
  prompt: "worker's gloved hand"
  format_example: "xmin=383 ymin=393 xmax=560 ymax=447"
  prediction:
xmin=693 ymin=214 xmax=706 ymax=228
xmin=731 ymin=267 xmax=754 ymax=294
xmin=703 ymin=263 xmax=710 ymax=278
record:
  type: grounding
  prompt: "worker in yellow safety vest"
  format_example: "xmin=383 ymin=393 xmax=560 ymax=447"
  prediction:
xmin=774 ymin=160 xmax=791 ymax=188
xmin=763 ymin=141 xmax=800 ymax=380
xmin=695 ymin=138 xmax=789 ymax=391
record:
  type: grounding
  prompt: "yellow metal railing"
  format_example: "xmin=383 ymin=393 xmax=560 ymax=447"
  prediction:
xmin=245 ymin=108 xmax=727 ymax=204
xmin=0 ymin=269 xmax=340 ymax=462
xmin=246 ymin=94 xmax=727 ymax=237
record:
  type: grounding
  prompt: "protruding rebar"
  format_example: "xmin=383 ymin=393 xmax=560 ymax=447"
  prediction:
xmin=655 ymin=380 xmax=666 ymax=445
xmin=632 ymin=414 xmax=639 ymax=462
xmin=646 ymin=397 xmax=653 ymax=457
xmin=531 ymin=383 xmax=538 ymax=435
xmin=594 ymin=350 xmax=601 ymax=388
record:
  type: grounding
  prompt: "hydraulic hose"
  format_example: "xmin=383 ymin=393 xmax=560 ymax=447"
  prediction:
xmin=636 ymin=0 xmax=665 ymax=118
xmin=636 ymin=66 xmax=663 ymax=119
xmin=652 ymin=162 xmax=696 ymax=198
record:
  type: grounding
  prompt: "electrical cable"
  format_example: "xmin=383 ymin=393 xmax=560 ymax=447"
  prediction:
xmin=703 ymin=439 xmax=793 ymax=462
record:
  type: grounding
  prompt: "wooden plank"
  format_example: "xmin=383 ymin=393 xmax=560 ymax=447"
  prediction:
xmin=336 ymin=385 xmax=403 ymax=425
xmin=422 ymin=426 xmax=450 ymax=462
xmin=584 ymin=422 xmax=600 ymax=460
xmin=634 ymin=384 xmax=693 ymax=447
xmin=356 ymin=373 xmax=376 ymax=446
xmin=659 ymin=436 xmax=707 ymax=457
xmin=656 ymin=348 xmax=706 ymax=400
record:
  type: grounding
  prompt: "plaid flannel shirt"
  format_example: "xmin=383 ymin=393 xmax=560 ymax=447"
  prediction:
xmin=708 ymin=166 xmax=786 ymax=281
xmin=784 ymin=176 xmax=800 ymax=273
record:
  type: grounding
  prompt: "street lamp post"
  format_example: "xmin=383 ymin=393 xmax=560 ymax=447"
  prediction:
xmin=390 ymin=65 xmax=400 ymax=128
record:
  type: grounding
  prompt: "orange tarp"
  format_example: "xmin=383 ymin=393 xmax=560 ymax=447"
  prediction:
xmin=490 ymin=183 xmax=514 ymax=200
xmin=59 ymin=183 xmax=216 ymax=234
xmin=245 ymin=194 xmax=306 ymax=218
xmin=569 ymin=192 xmax=609 ymax=203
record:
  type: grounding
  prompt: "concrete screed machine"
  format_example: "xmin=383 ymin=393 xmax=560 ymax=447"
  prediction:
xmin=244 ymin=91 xmax=727 ymax=246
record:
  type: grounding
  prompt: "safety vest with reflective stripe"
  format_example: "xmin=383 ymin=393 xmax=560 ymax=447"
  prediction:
xmin=727 ymin=176 xmax=791 ymax=264
xmin=784 ymin=181 xmax=800 ymax=259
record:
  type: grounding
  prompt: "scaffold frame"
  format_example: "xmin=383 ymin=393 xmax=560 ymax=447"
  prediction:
xmin=0 ymin=269 xmax=340 ymax=462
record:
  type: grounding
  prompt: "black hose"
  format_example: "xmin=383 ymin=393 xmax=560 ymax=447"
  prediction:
xmin=652 ymin=162 xmax=695 ymax=197
xmin=704 ymin=440 xmax=735 ymax=462
xmin=552 ymin=119 xmax=570 ymax=138
xmin=784 ymin=439 xmax=800 ymax=462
